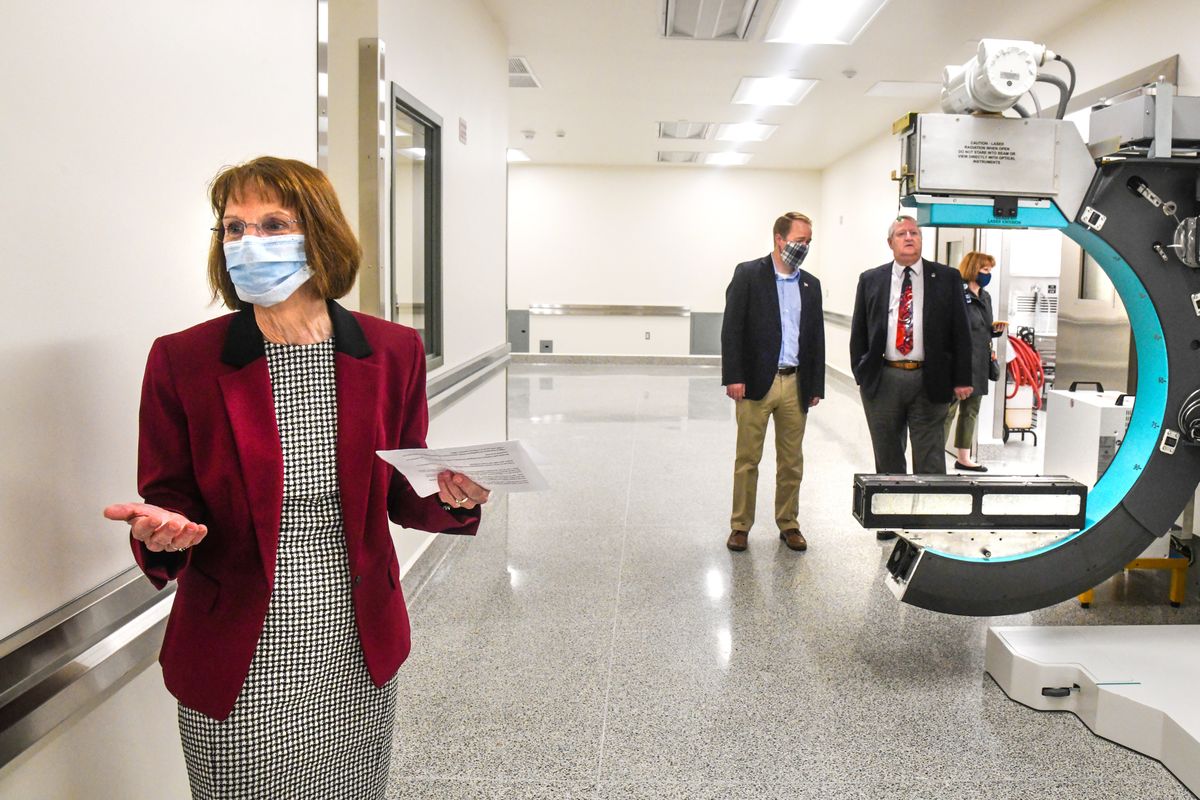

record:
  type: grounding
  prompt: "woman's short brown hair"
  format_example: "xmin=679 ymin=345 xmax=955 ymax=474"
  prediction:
xmin=207 ymin=156 xmax=361 ymax=309
xmin=957 ymin=250 xmax=995 ymax=284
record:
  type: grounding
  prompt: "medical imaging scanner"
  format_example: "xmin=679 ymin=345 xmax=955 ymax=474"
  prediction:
xmin=851 ymin=39 xmax=1200 ymax=793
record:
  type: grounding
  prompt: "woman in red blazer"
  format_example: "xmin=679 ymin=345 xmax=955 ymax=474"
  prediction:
xmin=104 ymin=156 xmax=488 ymax=799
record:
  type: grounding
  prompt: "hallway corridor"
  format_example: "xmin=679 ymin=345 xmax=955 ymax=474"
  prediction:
xmin=387 ymin=364 xmax=1198 ymax=799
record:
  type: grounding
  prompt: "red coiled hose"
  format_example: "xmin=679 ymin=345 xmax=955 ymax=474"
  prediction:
xmin=1006 ymin=335 xmax=1045 ymax=409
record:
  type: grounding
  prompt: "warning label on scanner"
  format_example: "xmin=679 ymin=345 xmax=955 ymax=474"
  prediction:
xmin=958 ymin=140 xmax=1017 ymax=165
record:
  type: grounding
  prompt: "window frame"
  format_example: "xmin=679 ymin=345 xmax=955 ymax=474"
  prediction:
xmin=389 ymin=82 xmax=443 ymax=370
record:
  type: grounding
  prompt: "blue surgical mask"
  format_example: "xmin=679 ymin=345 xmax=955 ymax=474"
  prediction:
xmin=223 ymin=234 xmax=313 ymax=307
xmin=977 ymin=272 xmax=992 ymax=287
xmin=781 ymin=240 xmax=809 ymax=270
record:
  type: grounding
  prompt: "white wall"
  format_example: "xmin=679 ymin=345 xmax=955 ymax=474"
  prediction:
xmin=509 ymin=165 xmax=822 ymax=310
xmin=816 ymin=134 xmax=908 ymax=320
xmin=508 ymin=165 xmax=821 ymax=355
xmin=325 ymin=0 xmax=509 ymax=568
xmin=0 ymin=2 xmax=314 ymax=795
xmin=532 ymin=316 xmax=691 ymax=356
xmin=0 ymin=0 xmax=315 ymax=640
xmin=367 ymin=0 xmax=510 ymax=568
xmin=379 ymin=0 xmax=509 ymax=371
xmin=0 ymin=666 xmax=188 ymax=800
xmin=1037 ymin=0 xmax=1199 ymax=97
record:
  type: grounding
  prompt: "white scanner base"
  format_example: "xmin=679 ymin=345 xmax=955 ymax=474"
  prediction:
xmin=986 ymin=625 xmax=1200 ymax=794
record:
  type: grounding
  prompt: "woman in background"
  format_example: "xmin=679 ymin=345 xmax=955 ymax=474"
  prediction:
xmin=104 ymin=156 xmax=488 ymax=798
xmin=945 ymin=251 xmax=1006 ymax=471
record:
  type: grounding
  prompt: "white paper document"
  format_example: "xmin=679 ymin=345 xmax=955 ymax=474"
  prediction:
xmin=376 ymin=440 xmax=548 ymax=497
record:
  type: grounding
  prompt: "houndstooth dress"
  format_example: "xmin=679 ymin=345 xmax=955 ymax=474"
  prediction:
xmin=178 ymin=338 xmax=398 ymax=800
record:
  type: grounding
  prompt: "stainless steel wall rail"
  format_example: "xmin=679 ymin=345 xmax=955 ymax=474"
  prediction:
xmin=0 ymin=568 xmax=172 ymax=768
xmin=528 ymin=304 xmax=691 ymax=317
xmin=426 ymin=343 xmax=510 ymax=401
xmin=0 ymin=342 xmax=509 ymax=768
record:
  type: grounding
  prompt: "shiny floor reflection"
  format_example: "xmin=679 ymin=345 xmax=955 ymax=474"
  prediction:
xmin=388 ymin=364 xmax=1199 ymax=799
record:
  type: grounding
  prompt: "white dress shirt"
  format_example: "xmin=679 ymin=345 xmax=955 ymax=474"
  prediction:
xmin=884 ymin=259 xmax=925 ymax=362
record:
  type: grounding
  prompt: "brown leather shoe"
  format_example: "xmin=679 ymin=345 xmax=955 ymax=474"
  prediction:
xmin=779 ymin=529 xmax=807 ymax=551
xmin=726 ymin=530 xmax=748 ymax=551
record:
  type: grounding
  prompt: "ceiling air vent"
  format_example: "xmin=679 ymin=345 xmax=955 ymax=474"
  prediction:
xmin=663 ymin=0 xmax=761 ymax=40
xmin=657 ymin=151 xmax=701 ymax=164
xmin=658 ymin=121 xmax=714 ymax=140
xmin=508 ymin=56 xmax=541 ymax=89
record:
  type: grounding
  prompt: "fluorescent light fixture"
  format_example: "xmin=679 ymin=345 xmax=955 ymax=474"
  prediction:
xmin=705 ymin=152 xmax=752 ymax=166
xmin=865 ymin=80 xmax=942 ymax=97
xmin=663 ymin=0 xmax=760 ymax=40
xmin=657 ymin=151 xmax=701 ymax=164
xmin=732 ymin=76 xmax=817 ymax=106
xmin=507 ymin=148 xmax=531 ymax=162
xmin=397 ymin=147 xmax=426 ymax=160
xmin=765 ymin=0 xmax=887 ymax=44
xmin=715 ymin=122 xmax=778 ymax=142
xmin=657 ymin=121 xmax=714 ymax=140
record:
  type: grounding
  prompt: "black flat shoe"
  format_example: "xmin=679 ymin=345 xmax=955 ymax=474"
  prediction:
xmin=954 ymin=461 xmax=988 ymax=472
xmin=876 ymin=530 xmax=897 ymax=541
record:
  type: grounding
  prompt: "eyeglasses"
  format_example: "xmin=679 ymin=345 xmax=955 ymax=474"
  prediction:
xmin=212 ymin=214 xmax=301 ymax=241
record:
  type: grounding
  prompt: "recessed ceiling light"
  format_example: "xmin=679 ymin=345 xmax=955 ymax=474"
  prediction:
xmin=657 ymin=151 xmax=701 ymax=164
xmin=865 ymin=81 xmax=942 ymax=97
xmin=705 ymin=152 xmax=752 ymax=166
xmin=507 ymin=148 xmax=531 ymax=162
xmin=732 ymin=77 xmax=818 ymax=106
xmin=715 ymin=122 xmax=778 ymax=142
xmin=765 ymin=0 xmax=888 ymax=45
xmin=658 ymin=121 xmax=715 ymax=140
xmin=663 ymin=0 xmax=761 ymax=40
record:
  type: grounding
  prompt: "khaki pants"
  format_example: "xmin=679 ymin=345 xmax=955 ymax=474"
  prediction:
xmin=945 ymin=394 xmax=982 ymax=450
xmin=731 ymin=373 xmax=807 ymax=532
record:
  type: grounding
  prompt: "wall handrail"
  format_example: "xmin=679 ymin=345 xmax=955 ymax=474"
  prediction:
xmin=0 ymin=568 xmax=171 ymax=768
xmin=529 ymin=304 xmax=691 ymax=317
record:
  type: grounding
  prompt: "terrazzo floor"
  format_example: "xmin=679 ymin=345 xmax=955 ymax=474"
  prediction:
xmin=387 ymin=364 xmax=1199 ymax=799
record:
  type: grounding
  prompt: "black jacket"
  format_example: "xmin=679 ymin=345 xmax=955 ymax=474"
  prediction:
xmin=962 ymin=281 xmax=1001 ymax=396
xmin=721 ymin=255 xmax=825 ymax=409
xmin=849 ymin=260 xmax=972 ymax=403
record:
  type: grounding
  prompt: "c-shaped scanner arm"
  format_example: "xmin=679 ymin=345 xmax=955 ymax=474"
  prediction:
xmin=870 ymin=90 xmax=1200 ymax=615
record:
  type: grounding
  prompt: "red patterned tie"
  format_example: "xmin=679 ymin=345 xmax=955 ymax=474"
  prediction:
xmin=896 ymin=267 xmax=914 ymax=356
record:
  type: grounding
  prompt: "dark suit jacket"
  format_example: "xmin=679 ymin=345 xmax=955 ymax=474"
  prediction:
xmin=849 ymin=260 xmax=972 ymax=403
xmin=721 ymin=255 xmax=825 ymax=409
xmin=132 ymin=301 xmax=478 ymax=720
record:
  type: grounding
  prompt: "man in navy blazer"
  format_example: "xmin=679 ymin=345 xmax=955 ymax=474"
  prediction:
xmin=850 ymin=216 xmax=972 ymax=538
xmin=721 ymin=212 xmax=825 ymax=553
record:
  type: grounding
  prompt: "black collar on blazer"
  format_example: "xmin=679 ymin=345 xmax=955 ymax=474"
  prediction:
xmin=220 ymin=300 xmax=373 ymax=367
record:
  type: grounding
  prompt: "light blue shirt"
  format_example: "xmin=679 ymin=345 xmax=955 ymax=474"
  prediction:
xmin=775 ymin=267 xmax=802 ymax=368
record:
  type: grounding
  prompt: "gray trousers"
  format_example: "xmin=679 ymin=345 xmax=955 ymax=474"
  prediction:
xmin=860 ymin=367 xmax=950 ymax=474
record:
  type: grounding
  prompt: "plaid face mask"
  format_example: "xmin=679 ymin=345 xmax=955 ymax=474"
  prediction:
xmin=781 ymin=240 xmax=809 ymax=270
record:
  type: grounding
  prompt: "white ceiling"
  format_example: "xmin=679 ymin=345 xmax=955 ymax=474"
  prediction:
xmin=483 ymin=0 xmax=1106 ymax=169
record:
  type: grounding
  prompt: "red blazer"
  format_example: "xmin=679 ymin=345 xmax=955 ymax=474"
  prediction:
xmin=132 ymin=301 xmax=478 ymax=719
